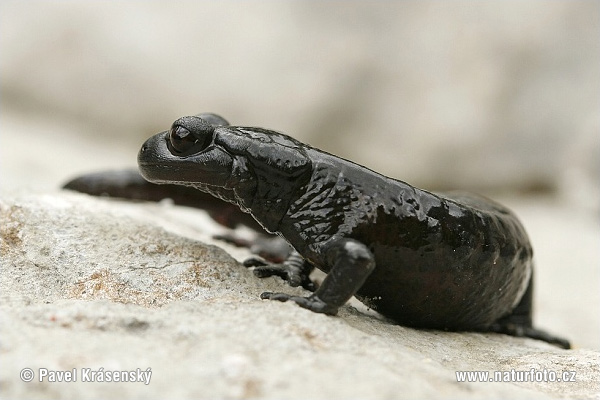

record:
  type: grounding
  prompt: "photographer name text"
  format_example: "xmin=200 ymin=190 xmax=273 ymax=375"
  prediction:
xmin=20 ymin=367 xmax=152 ymax=385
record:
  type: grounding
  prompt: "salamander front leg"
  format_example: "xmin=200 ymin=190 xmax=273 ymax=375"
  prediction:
xmin=261 ymin=239 xmax=375 ymax=316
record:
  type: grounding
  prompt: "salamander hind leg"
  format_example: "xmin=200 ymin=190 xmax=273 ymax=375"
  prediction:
xmin=260 ymin=239 xmax=375 ymax=317
xmin=488 ymin=277 xmax=571 ymax=349
xmin=244 ymin=251 xmax=316 ymax=291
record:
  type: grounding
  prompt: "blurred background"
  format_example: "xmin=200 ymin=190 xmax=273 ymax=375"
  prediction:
xmin=2 ymin=1 xmax=599 ymax=200
xmin=1 ymin=2 xmax=598 ymax=347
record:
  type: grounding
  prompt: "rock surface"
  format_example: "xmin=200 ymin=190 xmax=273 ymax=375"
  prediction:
xmin=1 ymin=192 xmax=598 ymax=399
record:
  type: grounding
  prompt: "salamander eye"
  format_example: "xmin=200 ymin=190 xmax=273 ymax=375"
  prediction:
xmin=168 ymin=124 xmax=212 ymax=155
xmin=169 ymin=126 xmax=197 ymax=154
xmin=167 ymin=116 xmax=215 ymax=156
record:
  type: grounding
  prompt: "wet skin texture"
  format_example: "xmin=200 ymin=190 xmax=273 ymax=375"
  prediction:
xmin=134 ymin=113 xmax=570 ymax=349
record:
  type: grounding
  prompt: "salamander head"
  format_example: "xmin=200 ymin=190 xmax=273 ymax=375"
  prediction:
xmin=138 ymin=114 xmax=312 ymax=232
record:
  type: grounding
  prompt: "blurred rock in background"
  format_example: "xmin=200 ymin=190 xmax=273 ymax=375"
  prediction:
xmin=1 ymin=2 xmax=598 ymax=208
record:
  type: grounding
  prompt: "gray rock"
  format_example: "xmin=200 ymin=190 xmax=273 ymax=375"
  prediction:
xmin=1 ymin=192 xmax=598 ymax=399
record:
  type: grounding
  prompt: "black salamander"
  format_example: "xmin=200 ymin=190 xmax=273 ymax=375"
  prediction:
xmin=130 ymin=113 xmax=570 ymax=349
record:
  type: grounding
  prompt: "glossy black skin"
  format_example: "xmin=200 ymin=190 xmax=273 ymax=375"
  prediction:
xmin=137 ymin=114 xmax=569 ymax=348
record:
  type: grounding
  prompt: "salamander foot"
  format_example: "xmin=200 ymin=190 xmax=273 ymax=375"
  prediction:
xmin=488 ymin=323 xmax=571 ymax=349
xmin=243 ymin=251 xmax=316 ymax=291
xmin=260 ymin=292 xmax=338 ymax=315
xmin=487 ymin=276 xmax=571 ymax=349
xmin=215 ymin=232 xmax=292 ymax=263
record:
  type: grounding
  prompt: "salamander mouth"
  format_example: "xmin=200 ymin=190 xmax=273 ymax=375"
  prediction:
xmin=137 ymin=163 xmax=190 ymax=185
